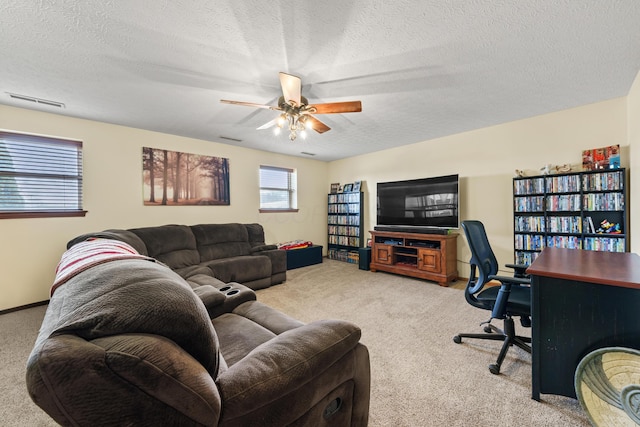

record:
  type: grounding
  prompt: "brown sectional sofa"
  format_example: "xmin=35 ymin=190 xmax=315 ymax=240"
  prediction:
xmin=26 ymin=226 xmax=371 ymax=426
xmin=67 ymin=222 xmax=287 ymax=290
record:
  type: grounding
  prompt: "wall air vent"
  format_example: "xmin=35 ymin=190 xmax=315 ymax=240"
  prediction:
xmin=219 ymin=136 xmax=242 ymax=143
xmin=7 ymin=92 xmax=65 ymax=108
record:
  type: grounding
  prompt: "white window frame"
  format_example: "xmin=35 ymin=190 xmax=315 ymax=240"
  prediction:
xmin=259 ymin=165 xmax=298 ymax=212
xmin=0 ymin=130 xmax=85 ymax=219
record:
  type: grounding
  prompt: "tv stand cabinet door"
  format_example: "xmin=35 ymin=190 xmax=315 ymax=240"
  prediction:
xmin=373 ymin=244 xmax=393 ymax=265
xmin=417 ymin=248 xmax=441 ymax=273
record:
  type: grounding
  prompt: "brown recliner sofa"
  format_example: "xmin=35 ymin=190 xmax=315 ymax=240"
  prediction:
xmin=67 ymin=222 xmax=287 ymax=290
xmin=26 ymin=240 xmax=371 ymax=426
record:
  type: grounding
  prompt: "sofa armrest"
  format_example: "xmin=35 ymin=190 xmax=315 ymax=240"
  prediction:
xmin=253 ymin=248 xmax=287 ymax=276
xmin=250 ymin=244 xmax=278 ymax=253
xmin=27 ymin=334 xmax=222 ymax=426
xmin=192 ymin=285 xmax=227 ymax=312
xmin=188 ymin=274 xmax=257 ymax=318
xmin=216 ymin=319 xmax=363 ymax=417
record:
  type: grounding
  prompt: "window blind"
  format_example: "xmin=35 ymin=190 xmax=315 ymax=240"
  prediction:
xmin=259 ymin=165 xmax=297 ymax=210
xmin=0 ymin=130 xmax=85 ymax=218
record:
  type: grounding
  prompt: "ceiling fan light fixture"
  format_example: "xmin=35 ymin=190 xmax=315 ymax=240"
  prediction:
xmin=288 ymin=115 xmax=297 ymax=131
xmin=221 ymin=72 xmax=360 ymax=142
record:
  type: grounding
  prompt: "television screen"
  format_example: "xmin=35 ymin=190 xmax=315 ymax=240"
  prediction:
xmin=376 ymin=174 xmax=459 ymax=229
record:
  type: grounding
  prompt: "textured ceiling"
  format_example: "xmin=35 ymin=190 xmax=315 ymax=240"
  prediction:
xmin=1 ymin=1 xmax=640 ymax=161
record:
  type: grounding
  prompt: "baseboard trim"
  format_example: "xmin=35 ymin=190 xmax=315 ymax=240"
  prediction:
xmin=0 ymin=300 xmax=49 ymax=316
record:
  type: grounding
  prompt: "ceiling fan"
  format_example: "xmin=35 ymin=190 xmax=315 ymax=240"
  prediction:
xmin=220 ymin=72 xmax=362 ymax=141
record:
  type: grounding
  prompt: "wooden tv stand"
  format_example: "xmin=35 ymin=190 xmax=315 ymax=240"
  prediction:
xmin=369 ymin=230 xmax=458 ymax=286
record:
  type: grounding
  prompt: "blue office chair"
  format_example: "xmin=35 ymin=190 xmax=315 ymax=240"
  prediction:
xmin=453 ymin=220 xmax=532 ymax=374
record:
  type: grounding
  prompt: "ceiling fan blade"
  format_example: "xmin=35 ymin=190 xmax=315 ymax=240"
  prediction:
xmin=220 ymin=99 xmax=281 ymax=111
xmin=279 ymin=72 xmax=301 ymax=105
xmin=305 ymin=115 xmax=331 ymax=134
xmin=257 ymin=118 xmax=278 ymax=130
xmin=310 ymin=101 xmax=362 ymax=114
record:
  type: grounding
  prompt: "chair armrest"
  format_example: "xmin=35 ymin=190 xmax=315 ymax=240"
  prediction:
xmin=488 ymin=275 xmax=530 ymax=319
xmin=215 ymin=319 xmax=362 ymax=417
xmin=505 ymin=262 xmax=529 ymax=278
xmin=489 ymin=275 xmax=530 ymax=286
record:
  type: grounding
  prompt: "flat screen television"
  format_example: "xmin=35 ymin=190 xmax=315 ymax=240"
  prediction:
xmin=376 ymin=174 xmax=459 ymax=230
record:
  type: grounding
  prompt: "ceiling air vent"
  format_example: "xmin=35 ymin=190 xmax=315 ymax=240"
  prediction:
xmin=219 ymin=136 xmax=242 ymax=143
xmin=301 ymin=152 xmax=316 ymax=156
xmin=7 ymin=92 xmax=65 ymax=108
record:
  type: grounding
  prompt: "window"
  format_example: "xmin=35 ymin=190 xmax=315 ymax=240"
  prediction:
xmin=0 ymin=130 xmax=85 ymax=219
xmin=259 ymin=165 xmax=298 ymax=212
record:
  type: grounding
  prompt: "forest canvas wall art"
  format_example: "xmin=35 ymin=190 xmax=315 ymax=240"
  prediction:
xmin=143 ymin=147 xmax=230 ymax=206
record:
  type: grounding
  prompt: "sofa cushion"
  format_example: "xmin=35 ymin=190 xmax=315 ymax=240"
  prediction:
xmin=174 ymin=264 xmax=215 ymax=279
xmin=191 ymin=223 xmax=252 ymax=261
xmin=232 ymin=300 xmax=304 ymax=334
xmin=129 ymin=224 xmax=200 ymax=269
xmin=245 ymin=223 xmax=278 ymax=252
xmin=202 ymin=255 xmax=271 ymax=284
xmin=245 ymin=223 xmax=266 ymax=247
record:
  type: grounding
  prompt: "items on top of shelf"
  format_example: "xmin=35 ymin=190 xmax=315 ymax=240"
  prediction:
xmin=516 ymin=163 xmax=573 ymax=177
xmin=516 ymin=142 xmax=623 ymax=179
xmin=334 ymin=180 xmax=363 ymax=194
xmin=582 ymin=144 xmax=621 ymax=171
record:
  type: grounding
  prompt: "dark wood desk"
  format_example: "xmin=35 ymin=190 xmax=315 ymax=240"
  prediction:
xmin=527 ymin=247 xmax=640 ymax=401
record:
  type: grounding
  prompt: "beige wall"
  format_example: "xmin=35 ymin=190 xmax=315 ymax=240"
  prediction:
xmin=629 ymin=71 xmax=640 ymax=253
xmin=0 ymin=105 xmax=329 ymax=310
xmin=330 ymin=97 xmax=629 ymax=277
xmin=0 ymin=93 xmax=633 ymax=310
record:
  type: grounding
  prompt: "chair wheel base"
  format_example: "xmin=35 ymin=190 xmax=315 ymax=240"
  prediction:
xmin=453 ymin=335 xmax=462 ymax=344
xmin=489 ymin=364 xmax=500 ymax=375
